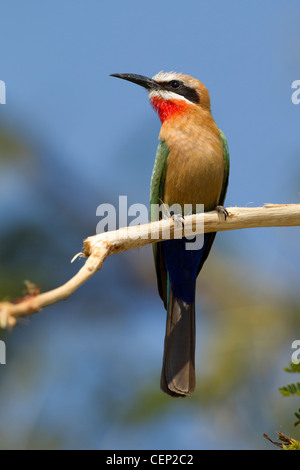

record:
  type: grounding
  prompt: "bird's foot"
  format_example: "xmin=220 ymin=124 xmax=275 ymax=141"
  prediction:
xmin=171 ymin=213 xmax=185 ymax=228
xmin=215 ymin=205 xmax=229 ymax=220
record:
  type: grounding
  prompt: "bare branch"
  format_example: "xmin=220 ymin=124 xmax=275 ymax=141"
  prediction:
xmin=1 ymin=203 xmax=299 ymax=329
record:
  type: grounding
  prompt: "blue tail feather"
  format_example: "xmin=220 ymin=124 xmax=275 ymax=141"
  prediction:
xmin=162 ymin=234 xmax=212 ymax=303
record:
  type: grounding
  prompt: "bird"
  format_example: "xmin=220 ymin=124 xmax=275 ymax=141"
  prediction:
xmin=110 ymin=71 xmax=230 ymax=397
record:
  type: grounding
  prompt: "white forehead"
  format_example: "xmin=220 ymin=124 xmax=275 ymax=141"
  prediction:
xmin=152 ymin=71 xmax=183 ymax=82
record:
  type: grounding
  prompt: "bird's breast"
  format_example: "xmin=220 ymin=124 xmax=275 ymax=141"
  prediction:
xmin=160 ymin=112 xmax=225 ymax=212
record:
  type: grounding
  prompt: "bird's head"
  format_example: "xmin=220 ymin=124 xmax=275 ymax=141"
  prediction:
xmin=110 ymin=71 xmax=211 ymax=123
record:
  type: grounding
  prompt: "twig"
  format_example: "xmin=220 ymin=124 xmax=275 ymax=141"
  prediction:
xmin=0 ymin=203 xmax=300 ymax=329
xmin=263 ymin=431 xmax=300 ymax=450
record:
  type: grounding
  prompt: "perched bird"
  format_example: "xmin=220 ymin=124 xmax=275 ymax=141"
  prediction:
xmin=111 ymin=72 xmax=229 ymax=397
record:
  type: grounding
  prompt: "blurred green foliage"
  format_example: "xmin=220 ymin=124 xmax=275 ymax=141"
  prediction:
xmin=0 ymin=127 xmax=33 ymax=162
xmin=280 ymin=362 xmax=300 ymax=429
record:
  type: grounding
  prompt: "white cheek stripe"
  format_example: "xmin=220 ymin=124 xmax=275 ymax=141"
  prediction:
xmin=148 ymin=89 xmax=193 ymax=104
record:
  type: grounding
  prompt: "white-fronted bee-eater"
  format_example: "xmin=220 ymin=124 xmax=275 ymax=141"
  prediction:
xmin=111 ymin=71 xmax=230 ymax=397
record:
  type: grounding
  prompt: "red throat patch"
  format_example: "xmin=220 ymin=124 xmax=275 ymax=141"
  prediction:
xmin=150 ymin=97 xmax=189 ymax=123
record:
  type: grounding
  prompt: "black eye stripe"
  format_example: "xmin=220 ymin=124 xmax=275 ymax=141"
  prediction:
xmin=158 ymin=80 xmax=200 ymax=104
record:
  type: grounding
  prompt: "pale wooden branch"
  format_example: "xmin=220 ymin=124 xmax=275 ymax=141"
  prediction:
xmin=0 ymin=203 xmax=299 ymax=330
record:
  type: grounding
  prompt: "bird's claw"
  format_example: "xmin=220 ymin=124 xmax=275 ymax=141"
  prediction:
xmin=215 ymin=205 xmax=229 ymax=220
xmin=171 ymin=213 xmax=185 ymax=228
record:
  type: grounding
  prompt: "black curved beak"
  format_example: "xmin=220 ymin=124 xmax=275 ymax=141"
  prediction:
xmin=110 ymin=73 xmax=159 ymax=91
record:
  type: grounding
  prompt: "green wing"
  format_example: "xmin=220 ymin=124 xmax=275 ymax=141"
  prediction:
xmin=150 ymin=140 xmax=169 ymax=210
xmin=150 ymin=140 xmax=169 ymax=308
xmin=219 ymin=129 xmax=230 ymax=206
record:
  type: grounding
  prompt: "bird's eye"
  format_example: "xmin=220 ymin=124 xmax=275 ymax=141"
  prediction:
xmin=170 ymin=80 xmax=181 ymax=89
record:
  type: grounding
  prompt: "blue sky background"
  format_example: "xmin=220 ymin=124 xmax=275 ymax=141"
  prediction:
xmin=0 ymin=0 xmax=299 ymax=450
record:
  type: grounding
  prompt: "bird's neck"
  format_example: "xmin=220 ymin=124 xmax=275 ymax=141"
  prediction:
xmin=150 ymin=97 xmax=190 ymax=123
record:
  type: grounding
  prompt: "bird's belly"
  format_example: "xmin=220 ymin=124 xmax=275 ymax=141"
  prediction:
xmin=163 ymin=146 xmax=225 ymax=212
